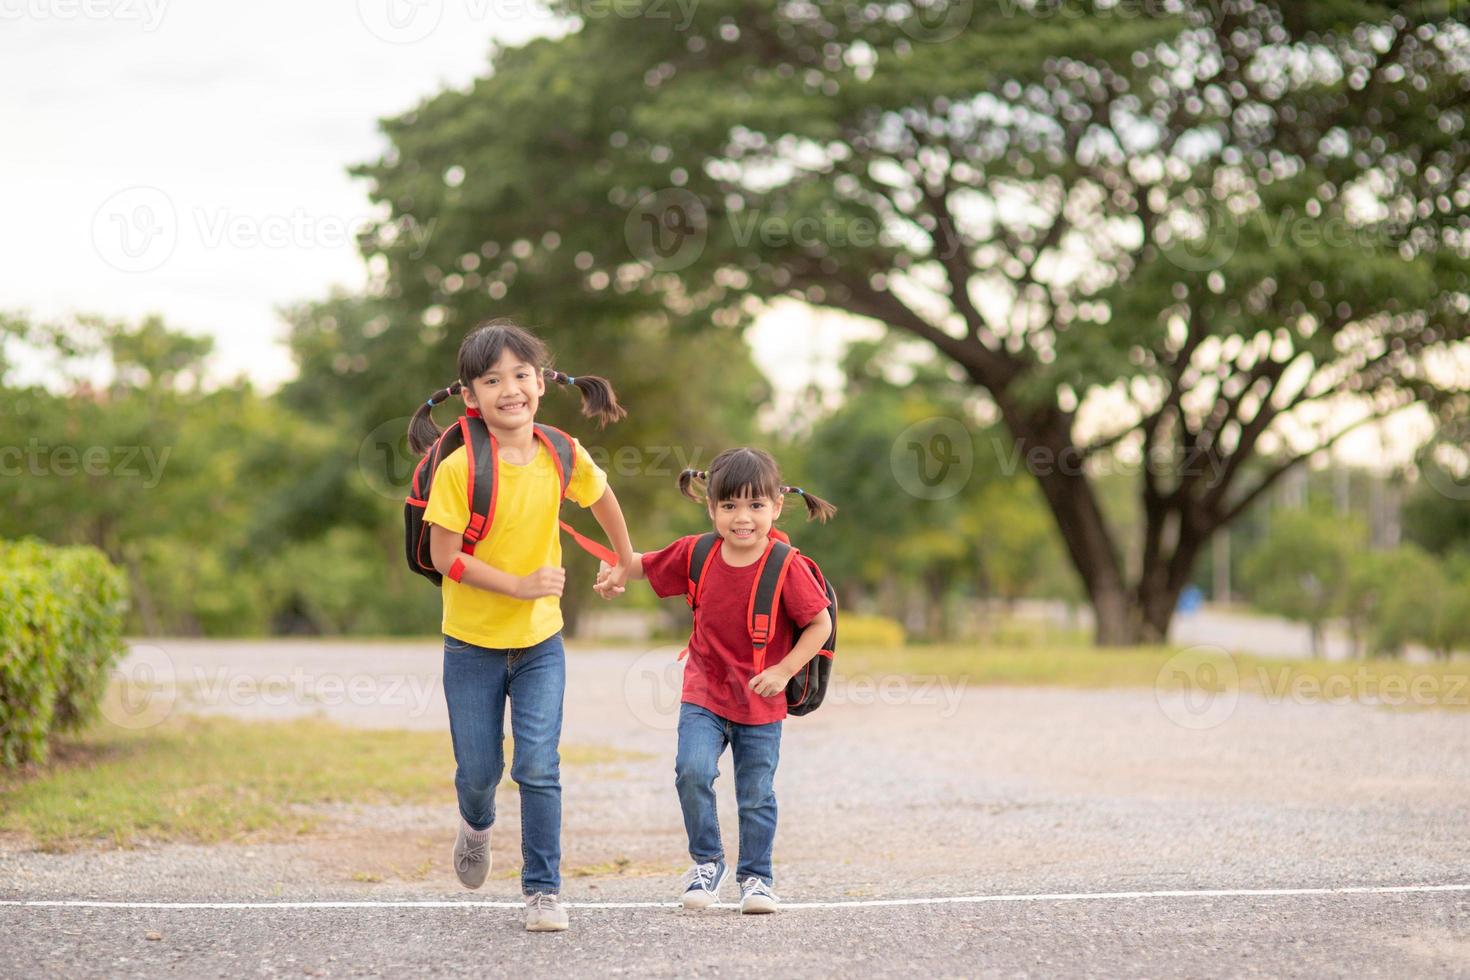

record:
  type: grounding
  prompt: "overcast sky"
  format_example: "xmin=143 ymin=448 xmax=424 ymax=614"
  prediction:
xmin=2 ymin=0 xmax=862 ymax=397
xmin=2 ymin=2 xmax=1441 ymax=467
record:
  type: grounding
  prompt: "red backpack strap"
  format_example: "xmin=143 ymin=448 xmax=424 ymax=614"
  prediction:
xmin=533 ymin=423 xmax=575 ymax=498
xmin=460 ymin=415 xmax=498 ymax=557
xmin=748 ymin=539 xmax=796 ymax=674
xmin=536 ymin=423 xmax=620 ymax=565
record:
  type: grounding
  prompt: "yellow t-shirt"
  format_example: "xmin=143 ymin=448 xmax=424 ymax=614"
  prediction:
xmin=423 ymin=436 xmax=608 ymax=649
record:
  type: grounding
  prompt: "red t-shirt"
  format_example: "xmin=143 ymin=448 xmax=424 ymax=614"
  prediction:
xmin=642 ymin=535 xmax=831 ymax=725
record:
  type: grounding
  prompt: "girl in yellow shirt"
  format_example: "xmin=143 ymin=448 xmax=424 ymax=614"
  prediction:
xmin=409 ymin=319 xmax=635 ymax=932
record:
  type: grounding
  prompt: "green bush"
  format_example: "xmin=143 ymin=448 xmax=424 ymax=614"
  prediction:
xmin=841 ymin=613 xmax=906 ymax=649
xmin=0 ymin=539 xmax=129 ymax=768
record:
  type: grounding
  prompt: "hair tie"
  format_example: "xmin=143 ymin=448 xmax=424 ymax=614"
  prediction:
xmin=784 ymin=485 xmax=805 ymax=496
xmin=426 ymin=397 xmax=437 ymax=407
xmin=566 ymin=375 xmax=577 ymax=384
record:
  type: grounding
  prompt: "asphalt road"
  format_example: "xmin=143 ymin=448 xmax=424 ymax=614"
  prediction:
xmin=2 ymin=639 xmax=1467 ymax=977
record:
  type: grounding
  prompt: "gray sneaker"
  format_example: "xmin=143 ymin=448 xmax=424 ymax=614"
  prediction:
xmin=525 ymin=892 xmax=569 ymax=932
xmin=452 ymin=822 xmax=490 ymax=890
xmin=739 ymin=876 xmax=778 ymax=914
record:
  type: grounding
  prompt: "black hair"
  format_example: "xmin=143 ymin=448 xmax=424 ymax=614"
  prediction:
xmin=678 ymin=447 xmax=837 ymax=523
xmin=408 ymin=318 xmax=626 ymax=454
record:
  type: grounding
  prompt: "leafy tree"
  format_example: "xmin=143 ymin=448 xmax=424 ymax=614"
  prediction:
xmin=1239 ymin=507 xmax=1363 ymax=657
xmin=354 ymin=2 xmax=1470 ymax=643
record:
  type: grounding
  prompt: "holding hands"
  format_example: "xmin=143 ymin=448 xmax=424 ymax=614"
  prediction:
xmin=594 ymin=559 xmax=629 ymax=600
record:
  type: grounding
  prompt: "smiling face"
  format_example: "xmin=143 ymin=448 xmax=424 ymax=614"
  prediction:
xmin=461 ymin=350 xmax=545 ymax=433
xmin=708 ymin=490 xmax=784 ymax=556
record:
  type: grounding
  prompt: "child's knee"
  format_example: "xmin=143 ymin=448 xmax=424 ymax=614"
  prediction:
xmin=674 ymin=755 xmax=718 ymax=790
xmin=510 ymin=746 xmax=560 ymax=788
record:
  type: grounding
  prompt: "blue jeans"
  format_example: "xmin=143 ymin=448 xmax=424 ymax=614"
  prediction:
xmin=442 ymin=631 xmax=565 ymax=895
xmin=674 ymin=702 xmax=782 ymax=886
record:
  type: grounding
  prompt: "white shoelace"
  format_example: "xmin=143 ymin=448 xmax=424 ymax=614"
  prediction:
xmin=741 ymin=877 xmax=776 ymax=900
xmin=683 ymin=862 xmax=719 ymax=890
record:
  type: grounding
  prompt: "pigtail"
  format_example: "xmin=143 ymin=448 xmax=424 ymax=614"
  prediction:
xmin=546 ymin=369 xmax=627 ymax=427
xmin=783 ymin=485 xmax=838 ymax=523
xmin=408 ymin=381 xmax=462 ymax=455
xmin=678 ymin=468 xmax=709 ymax=504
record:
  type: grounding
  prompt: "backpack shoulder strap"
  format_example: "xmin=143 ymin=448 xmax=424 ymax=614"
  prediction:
xmin=685 ymin=532 xmax=721 ymax=609
xmin=534 ymin=423 xmax=619 ymax=564
xmin=461 ymin=415 xmax=499 ymax=553
xmin=749 ymin=539 xmax=796 ymax=673
xmin=534 ymin=423 xmax=575 ymax=498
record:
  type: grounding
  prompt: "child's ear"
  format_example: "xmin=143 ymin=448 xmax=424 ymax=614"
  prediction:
xmin=772 ymin=496 xmax=785 ymax=519
xmin=460 ymin=381 xmax=477 ymax=408
xmin=535 ymin=370 xmax=546 ymax=396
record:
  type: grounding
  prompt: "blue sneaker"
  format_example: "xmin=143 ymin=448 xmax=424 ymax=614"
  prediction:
xmin=680 ymin=859 xmax=730 ymax=909
xmin=739 ymin=877 xmax=778 ymax=914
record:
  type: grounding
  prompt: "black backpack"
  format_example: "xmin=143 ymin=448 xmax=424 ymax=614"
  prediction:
xmin=404 ymin=410 xmax=612 ymax=586
xmin=684 ymin=530 xmax=838 ymax=716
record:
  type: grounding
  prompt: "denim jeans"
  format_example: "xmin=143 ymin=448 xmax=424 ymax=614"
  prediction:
xmin=442 ymin=631 xmax=565 ymax=895
xmin=674 ymin=702 xmax=782 ymax=886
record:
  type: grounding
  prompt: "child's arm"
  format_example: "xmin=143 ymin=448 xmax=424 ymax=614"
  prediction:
xmin=429 ymin=524 xmax=565 ymax=599
xmin=749 ymin=609 xmax=833 ymax=698
xmin=588 ymin=485 xmax=637 ymax=572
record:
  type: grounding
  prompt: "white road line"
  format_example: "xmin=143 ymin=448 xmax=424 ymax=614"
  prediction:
xmin=3 ymin=883 xmax=1469 ymax=911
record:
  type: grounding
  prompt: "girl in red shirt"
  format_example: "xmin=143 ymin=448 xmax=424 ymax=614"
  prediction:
xmin=596 ymin=448 xmax=835 ymax=913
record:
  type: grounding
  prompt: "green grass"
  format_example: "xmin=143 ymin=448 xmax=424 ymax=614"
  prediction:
xmin=841 ymin=641 xmax=1470 ymax=710
xmin=0 ymin=711 xmax=648 ymax=852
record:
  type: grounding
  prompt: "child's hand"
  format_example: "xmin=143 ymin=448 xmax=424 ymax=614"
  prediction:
xmin=594 ymin=560 xmax=628 ymax=600
xmin=516 ymin=566 xmax=566 ymax=600
xmin=748 ymin=666 xmax=792 ymax=698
